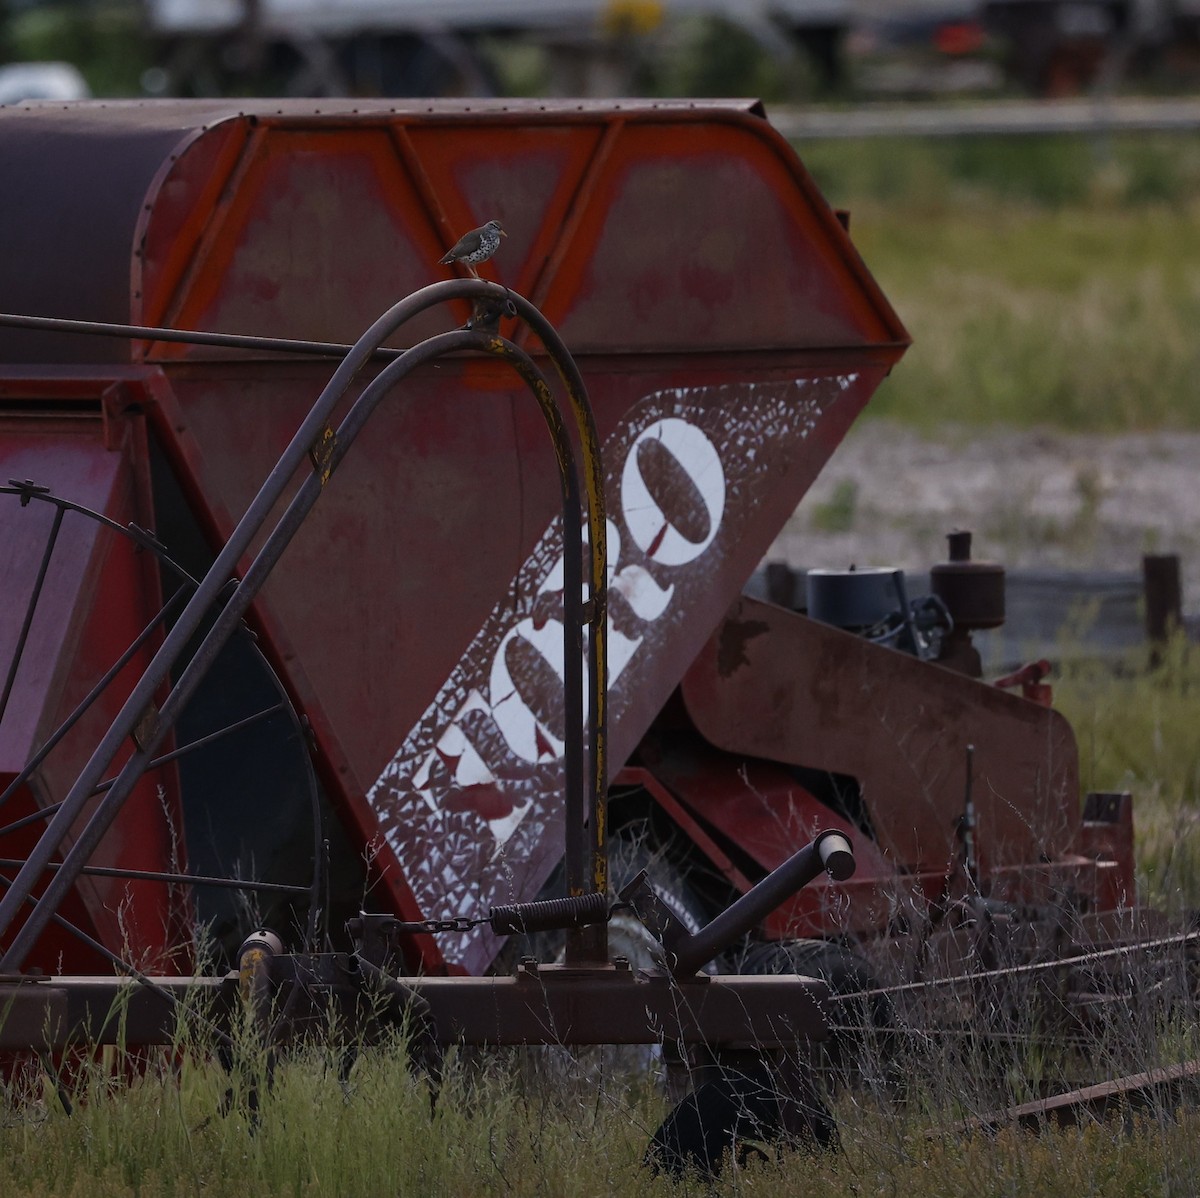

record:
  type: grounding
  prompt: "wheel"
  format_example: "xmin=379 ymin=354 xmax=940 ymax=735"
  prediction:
xmin=743 ymin=938 xmax=897 ymax=1092
xmin=646 ymin=1051 xmax=838 ymax=1178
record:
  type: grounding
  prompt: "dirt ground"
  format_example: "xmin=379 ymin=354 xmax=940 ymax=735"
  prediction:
xmin=765 ymin=421 xmax=1200 ymax=612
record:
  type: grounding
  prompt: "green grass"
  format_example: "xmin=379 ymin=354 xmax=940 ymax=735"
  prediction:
xmin=6 ymin=1040 xmax=1200 ymax=1197
xmin=795 ymin=134 xmax=1200 ymax=431
xmin=1055 ymin=635 xmax=1200 ymax=911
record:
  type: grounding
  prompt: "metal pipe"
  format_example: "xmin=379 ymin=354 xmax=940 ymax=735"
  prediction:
xmin=0 ymin=310 xmax=403 ymax=361
xmin=500 ymin=296 xmax=609 ymax=962
xmin=0 ymin=869 xmax=232 ymax=1048
xmin=668 ymin=830 xmax=855 ymax=978
xmin=0 ymin=858 xmax=310 ymax=896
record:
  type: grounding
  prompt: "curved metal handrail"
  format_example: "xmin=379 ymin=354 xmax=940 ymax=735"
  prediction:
xmin=0 ymin=282 xmax=609 ymax=972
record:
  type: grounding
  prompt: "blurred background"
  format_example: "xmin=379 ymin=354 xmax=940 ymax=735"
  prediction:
xmin=1 ymin=0 xmax=1200 ymax=104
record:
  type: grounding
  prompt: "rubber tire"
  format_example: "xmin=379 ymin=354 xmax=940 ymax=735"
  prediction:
xmin=646 ymin=1054 xmax=838 ymax=1178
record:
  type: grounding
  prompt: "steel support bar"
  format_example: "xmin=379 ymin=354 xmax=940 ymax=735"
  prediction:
xmin=503 ymin=297 xmax=609 ymax=945
xmin=667 ymin=831 xmax=855 ymax=977
xmin=0 ymin=975 xmax=235 ymax=1051
xmin=0 ymin=968 xmax=826 ymax=1050
xmin=411 ymin=971 xmax=828 ymax=1047
xmin=0 ymin=311 xmax=402 ymax=361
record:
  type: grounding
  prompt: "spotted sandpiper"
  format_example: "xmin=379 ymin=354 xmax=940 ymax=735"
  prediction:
xmin=438 ymin=219 xmax=506 ymax=278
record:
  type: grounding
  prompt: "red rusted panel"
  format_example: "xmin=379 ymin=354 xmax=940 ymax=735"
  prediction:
xmin=0 ymin=411 xmax=184 ymax=971
xmin=0 ymin=101 xmax=908 ymax=973
xmin=681 ymin=597 xmax=1083 ymax=881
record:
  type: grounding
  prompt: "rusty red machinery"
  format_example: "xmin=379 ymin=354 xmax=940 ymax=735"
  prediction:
xmin=0 ymin=98 xmax=1172 ymax=1159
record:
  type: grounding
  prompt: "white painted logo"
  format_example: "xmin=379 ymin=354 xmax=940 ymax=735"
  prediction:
xmin=365 ymin=374 xmax=858 ymax=971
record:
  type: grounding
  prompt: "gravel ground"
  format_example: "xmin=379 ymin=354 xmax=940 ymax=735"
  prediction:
xmin=765 ymin=421 xmax=1200 ymax=612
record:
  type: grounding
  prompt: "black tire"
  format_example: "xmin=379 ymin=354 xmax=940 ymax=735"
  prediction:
xmin=646 ymin=1053 xmax=838 ymax=1178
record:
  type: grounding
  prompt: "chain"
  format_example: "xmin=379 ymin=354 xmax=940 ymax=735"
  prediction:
xmin=393 ymin=916 xmax=489 ymax=935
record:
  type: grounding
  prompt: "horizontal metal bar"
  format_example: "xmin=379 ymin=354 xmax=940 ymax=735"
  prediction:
xmin=0 ymin=311 xmax=402 ymax=360
xmin=0 ymin=975 xmax=235 ymax=1052
xmin=414 ymin=970 xmax=829 ymax=1047
xmin=0 ymin=966 xmax=829 ymax=1050
xmin=0 ymin=859 xmax=309 ymax=896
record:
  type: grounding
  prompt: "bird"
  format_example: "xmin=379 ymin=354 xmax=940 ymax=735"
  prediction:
xmin=438 ymin=219 xmax=506 ymax=278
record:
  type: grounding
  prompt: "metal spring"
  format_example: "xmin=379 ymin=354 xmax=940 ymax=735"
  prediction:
xmin=488 ymin=892 xmax=609 ymax=936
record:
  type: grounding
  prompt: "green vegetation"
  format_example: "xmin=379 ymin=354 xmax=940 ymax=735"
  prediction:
xmin=1057 ymin=635 xmax=1200 ymax=910
xmin=5 ymin=2 xmax=150 ymax=96
xmin=796 ymin=133 xmax=1200 ymax=431
xmin=4 ymin=1034 xmax=1200 ymax=1196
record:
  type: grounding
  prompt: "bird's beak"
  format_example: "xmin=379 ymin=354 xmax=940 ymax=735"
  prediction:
xmin=500 ymin=228 xmax=507 ymax=236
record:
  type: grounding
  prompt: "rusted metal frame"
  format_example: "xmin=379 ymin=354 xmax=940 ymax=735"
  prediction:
xmin=91 ymin=700 xmax=287 ymax=794
xmin=0 ymin=282 xmax=598 ymax=971
xmin=264 ymin=953 xmax=832 ymax=1049
xmin=519 ymin=116 xmax=625 ymax=338
xmin=131 ymin=118 xmax=252 ymax=333
xmin=0 ymin=974 xmax=235 ymax=1053
xmin=0 ymin=582 xmax=189 ymax=817
xmin=0 ymin=858 xmax=309 ymax=897
xmin=469 ymin=337 xmax=588 ymax=948
xmin=0 ymin=967 xmax=827 ymax=1053
xmin=4 ymin=306 xmax=608 ymax=893
xmin=0 ymin=872 xmax=234 ymax=1049
xmin=152 ymin=121 xmax=268 ymax=344
xmin=302 ymin=325 xmax=600 ymax=951
xmin=0 ymin=503 xmax=64 ymax=727
xmin=316 ymin=326 xmax=594 ymax=946
xmin=501 ymin=291 xmax=609 ymax=961
xmin=0 ymin=282 xmax=481 ymax=967
xmin=385 ymin=124 xmax=476 ymax=331
xmin=414 ymin=972 xmax=830 ymax=1048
